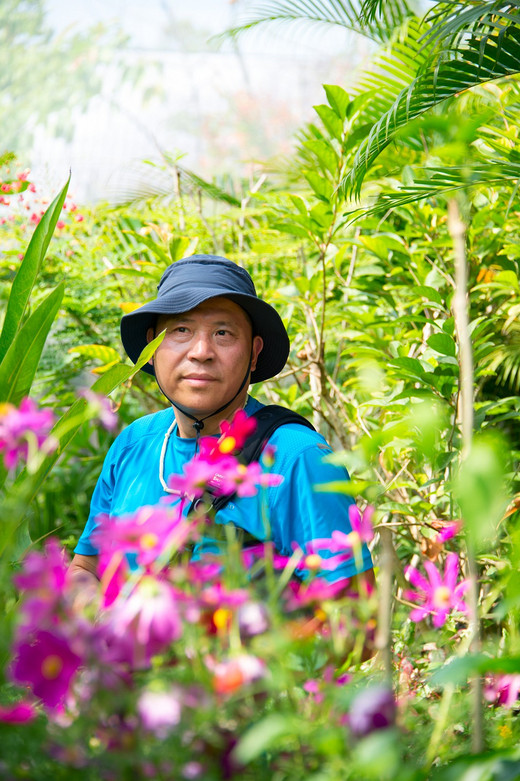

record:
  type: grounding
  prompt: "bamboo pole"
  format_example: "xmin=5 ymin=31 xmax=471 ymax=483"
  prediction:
xmin=448 ymin=198 xmax=483 ymax=754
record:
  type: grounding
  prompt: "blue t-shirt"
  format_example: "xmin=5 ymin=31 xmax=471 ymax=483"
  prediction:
xmin=75 ymin=396 xmax=372 ymax=581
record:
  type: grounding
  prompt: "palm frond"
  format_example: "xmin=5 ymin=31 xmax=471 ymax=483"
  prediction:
xmin=342 ymin=23 xmax=520 ymax=197
xmin=220 ymin=0 xmax=414 ymax=45
xmin=345 ymin=159 xmax=520 ymax=221
xmin=424 ymin=1 xmax=520 ymax=50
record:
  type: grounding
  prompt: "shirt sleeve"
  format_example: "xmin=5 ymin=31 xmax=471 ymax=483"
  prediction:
xmin=269 ymin=441 xmax=373 ymax=582
xmin=74 ymin=444 xmax=118 ymax=556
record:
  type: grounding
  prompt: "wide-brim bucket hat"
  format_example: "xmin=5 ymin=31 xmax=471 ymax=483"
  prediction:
xmin=120 ymin=255 xmax=290 ymax=383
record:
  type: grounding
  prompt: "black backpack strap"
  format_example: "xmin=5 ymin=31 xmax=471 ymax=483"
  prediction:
xmin=189 ymin=405 xmax=315 ymax=517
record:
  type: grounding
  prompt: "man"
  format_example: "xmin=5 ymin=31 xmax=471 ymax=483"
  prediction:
xmin=69 ymin=254 xmax=373 ymax=588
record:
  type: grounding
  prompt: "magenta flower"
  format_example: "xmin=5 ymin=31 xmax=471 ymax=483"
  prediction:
xmin=92 ymin=505 xmax=193 ymax=567
xmin=0 ymin=397 xmax=55 ymax=470
xmin=331 ymin=505 xmax=375 ymax=552
xmin=78 ymin=388 xmax=118 ymax=432
xmin=404 ymin=552 xmax=469 ymax=628
xmin=137 ymin=689 xmax=182 ymax=737
xmin=11 ymin=629 xmax=82 ymax=710
xmin=284 ymin=577 xmax=351 ymax=611
xmin=218 ymin=408 xmax=257 ymax=451
xmin=98 ymin=550 xmax=129 ymax=608
xmin=434 ymin=521 xmax=462 ymax=544
xmin=484 ymin=674 xmax=520 ymax=708
xmin=0 ymin=701 xmax=38 ymax=723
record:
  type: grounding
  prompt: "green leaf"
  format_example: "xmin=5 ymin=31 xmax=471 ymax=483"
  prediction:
xmin=233 ymin=714 xmax=293 ymax=764
xmin=68 ymin=344 xmax=121 ymax=365
xmin=453 ymin=435 xmax=510 ymax=552
xmin=123 ymin=230 xmax=171 ymax=265
xmin=0 ymin=176 xmax=69 ymax=363
xmin=0 ymin=283 xmax=65 ymax=405
xmin=427 ymin=333 xmax=456 ymax=357
xmin=323 ymin=84 xmax=350 ymax=120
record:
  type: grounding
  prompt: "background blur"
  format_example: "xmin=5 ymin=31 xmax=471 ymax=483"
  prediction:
xmin=5 ymin=0 xmax=372 ymax=203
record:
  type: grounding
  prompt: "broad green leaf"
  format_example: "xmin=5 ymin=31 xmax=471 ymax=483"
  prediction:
xmin=304 ymin=171 xmax=333 ymax=202
xmin=413 ymin=285 xmax=443 ymax=305
xmin=0 ymin=176 xmax=69 ymax=363
xmin=453 ymin=435 xmax=510 ymax=552
xmin=314 ymin=103 xmax=344 ymax=140
xmin=68 ymin=344 xmax=122 ymax=365
xmin=427 ymin=333 xmax=456 ymax=357
xmin=0 ymin=283 xmax=64 ymax=405
xmin=323 ymin=84 xmax=350 ymax=120
xmin=169 ymin=236 xmax=198 ymax=262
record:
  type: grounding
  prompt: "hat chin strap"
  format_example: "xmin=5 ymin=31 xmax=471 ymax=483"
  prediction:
xmin=153 ymin=351 xmax=253 ymax=439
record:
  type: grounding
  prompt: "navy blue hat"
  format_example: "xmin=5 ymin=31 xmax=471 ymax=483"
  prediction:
xmin=120 ymin=255 xmax=290 ymax=383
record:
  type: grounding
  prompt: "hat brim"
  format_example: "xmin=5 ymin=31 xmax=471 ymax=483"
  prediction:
xmin=120 ymin=291 xmax=289 ymax=384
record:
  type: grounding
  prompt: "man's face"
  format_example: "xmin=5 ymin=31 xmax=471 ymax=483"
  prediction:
xmin=147 ymin=297 xmax=263 ymax=419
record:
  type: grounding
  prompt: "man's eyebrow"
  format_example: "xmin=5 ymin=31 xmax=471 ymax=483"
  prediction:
xmin=165 ymin=315 xmax=237 ymax=327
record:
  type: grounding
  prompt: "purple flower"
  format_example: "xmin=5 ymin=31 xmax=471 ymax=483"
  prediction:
xmin=348 ymin=685 xmax=396 ymax=738
xmin=237 ymin=601 xmax=270 ymax=639
xmin=404 ymin=552 xmax=469 ymax=628
xmin=284 ymin=577 xmax=351 ymax=610
xmin=137 ymin=689 xmax=182 ymax=738
xmin=11 ymin=629 xmax=82 ymax=710
xmin=78 ymin=388 xmax=118 ymax=431
xmin=0 ymin=397 xmax=55 ymax=470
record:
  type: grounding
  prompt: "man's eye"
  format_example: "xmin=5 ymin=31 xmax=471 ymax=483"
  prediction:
xmin=216 ymin=329 xmax=230 ymax=336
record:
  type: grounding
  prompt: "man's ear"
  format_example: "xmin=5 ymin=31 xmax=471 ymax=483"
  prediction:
xmin=146 ymin=327 xmax=155 ymax=366
xmin=251 ymin=335 xmax=264 ymax=372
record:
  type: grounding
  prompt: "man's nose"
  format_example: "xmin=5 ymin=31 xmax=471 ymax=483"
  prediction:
xmin=187 ymin=333 xmax=214 ymax=360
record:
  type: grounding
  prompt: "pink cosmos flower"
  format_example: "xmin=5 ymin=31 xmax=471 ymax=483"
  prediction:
xmin=212 ymin=459 xmax=283 ymax=498
xmin=284 ymin=577 xmax=351 ymax=611
xmin=404 ymin=552 xmax=470 ymax=628
xmin=106 ymin=575 xmax=182 ymax=662
xmin=199 ymin=582 xmax=249 ymax=608
xmin=434 ymin=521 xmax=462 ymax=544
xmin=0 ymin=701 xmax=38 ymax=723
xmin=218 ymin=409 xmax=257 ymax=452
xmin=168 ymin=455 xmax=232 ymax=499
xmin=484 ymin=674 xmax=520 ymax=708
xmin=137 ymin=689 xmax=182 ymax=737
xmin=0 ymin=397 xmax=55 ymax=470
xmin=78 ymin=388 xmax=118 ymax=431
xmin=13 ymin=537 xmax=68 ymax=595
xmin=331 ymin=505 xmax=375 ymax=552
xmin=98 ymin=550 xmax=129 ymax=608
xmin=293 ymin=538 xmax=353 ymax=574
xmin=11 ymin=629 xmax=82 ymax=710
xmin=92 ymin=505 xmax=193 ymax=567
xmin=237 ymin=601 xmax=270 ymax=638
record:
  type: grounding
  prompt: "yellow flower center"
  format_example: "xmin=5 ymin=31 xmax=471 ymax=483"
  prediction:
xmin=213 ymin=608 xmax=232 ymax=630
xmin=305 ymin=554 xmax=322 ymax=571
xmin=0 ymin=403 xmax=14 ymax=417
xmin=140 ymin=532 xmax=159 ymax=550
xmin=433 ymin=586 xmax=451 ymax=609
xmin=219 ymin=436 xmax=236 ymax=454
xmin=41 ymin=654 xmax=63 ymax=680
